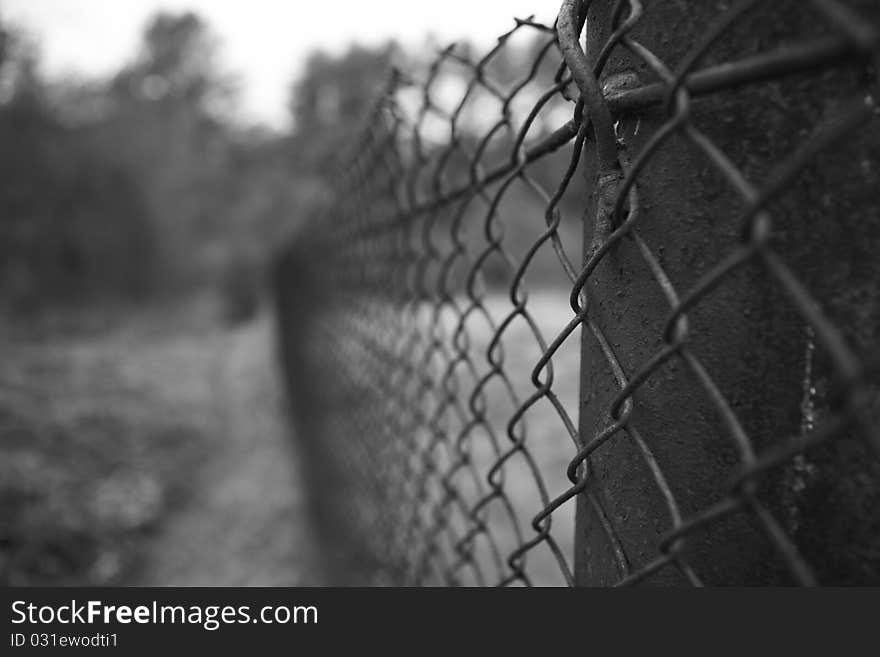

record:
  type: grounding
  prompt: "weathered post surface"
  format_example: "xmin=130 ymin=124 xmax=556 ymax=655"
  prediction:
xmin=575 ymin=0 xmax=880 ymax=585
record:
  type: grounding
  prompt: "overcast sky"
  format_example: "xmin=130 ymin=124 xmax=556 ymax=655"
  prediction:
xmin=3 ymin=0 xmax=558 ymax=128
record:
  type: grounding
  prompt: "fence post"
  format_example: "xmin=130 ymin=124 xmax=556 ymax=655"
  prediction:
xmin=574 ymin=0 xmax=880 ymax=585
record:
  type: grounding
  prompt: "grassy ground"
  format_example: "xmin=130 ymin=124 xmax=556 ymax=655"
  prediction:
xmin=0 ymin=299 xmax=319 ymax=586
xmin=1 ymin=288 xmax=581 ymax=587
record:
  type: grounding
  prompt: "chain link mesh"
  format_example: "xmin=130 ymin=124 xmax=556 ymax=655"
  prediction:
xmin=276 ymin=0 xmax=880 ymax=585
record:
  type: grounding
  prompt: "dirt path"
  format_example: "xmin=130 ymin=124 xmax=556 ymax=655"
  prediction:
xmin=132 ymin=311 xmax=322 ymax=586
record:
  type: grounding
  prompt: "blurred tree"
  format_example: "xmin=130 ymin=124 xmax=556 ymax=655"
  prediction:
xmin=111 ymin=11 xmax=235 ymax=116
xmin=88 ymin=12 xmax=240 ymax=293
xmin=0 ymin=11 xmax=253 ymax=310
xmin=289 ymin=42 xmax=399 ymax=175
xmin=0 ymin=21 xmax=154 ymax=310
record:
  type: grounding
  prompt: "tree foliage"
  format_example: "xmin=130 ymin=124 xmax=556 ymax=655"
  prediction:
xmin=0 ymin=11 xmax=570 ymax=312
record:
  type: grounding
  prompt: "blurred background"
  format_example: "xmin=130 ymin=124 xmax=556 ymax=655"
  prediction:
xmin=0 ymin=0 xmax=570 ymax=585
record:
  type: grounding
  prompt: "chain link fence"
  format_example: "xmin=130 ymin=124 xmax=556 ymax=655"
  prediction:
xmin=274 ymin=0 xmax=880 ymax=585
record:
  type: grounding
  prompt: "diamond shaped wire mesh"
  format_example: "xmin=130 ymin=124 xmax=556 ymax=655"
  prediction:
xmin=275 ymin=0 xmax=880 ymax=586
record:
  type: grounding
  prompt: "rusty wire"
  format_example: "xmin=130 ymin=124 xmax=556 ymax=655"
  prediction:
xmin=283 ymin=0 xmax=880 ymax=585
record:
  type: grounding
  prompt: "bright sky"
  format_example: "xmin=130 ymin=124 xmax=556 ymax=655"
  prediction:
xmin=2 ymin=0 xmax=559 ymax=128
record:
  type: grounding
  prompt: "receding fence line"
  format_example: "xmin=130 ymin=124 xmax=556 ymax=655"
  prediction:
xmin=275 ymin=0 xmax=880 ymax=586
